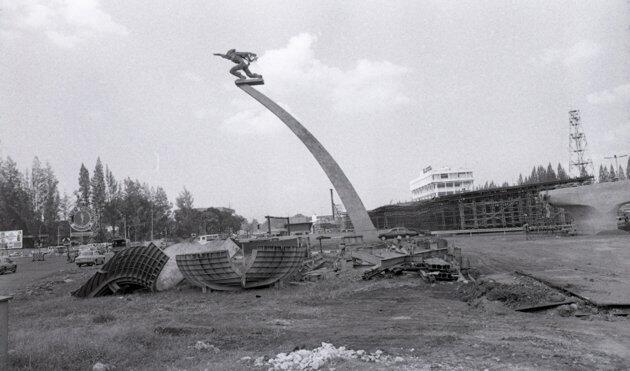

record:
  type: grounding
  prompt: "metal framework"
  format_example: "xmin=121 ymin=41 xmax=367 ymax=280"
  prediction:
xmin=369 ymin=177 xmax=592 ymax=232
xmin=72 ymin=244 xmax=169 ymax=298
xmin=569 ymin=110 xmax=594 ymax=177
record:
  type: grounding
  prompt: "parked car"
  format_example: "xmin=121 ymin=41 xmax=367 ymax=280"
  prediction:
xmin=0 ymin=256 xmax=17 ymax=274
xmin=378 ymin=227 xmax=420 ymax=240
xmin=111 ymin=238 xmax=130 ymax=253
xmin=75 ymin=250 xmax=105 ymax=267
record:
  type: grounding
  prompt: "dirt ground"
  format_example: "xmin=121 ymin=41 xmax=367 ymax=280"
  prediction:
xmin=1 ymin=233 xmax=629 ymax=370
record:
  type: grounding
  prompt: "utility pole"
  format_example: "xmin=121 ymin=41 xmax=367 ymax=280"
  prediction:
xmin=150 ymin=203 xmax=154 ymax=241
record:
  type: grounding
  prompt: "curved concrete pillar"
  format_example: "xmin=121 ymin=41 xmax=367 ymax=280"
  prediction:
xmin=543 ymin=180 xmax=630 ymax=234
xmin=236 ymin=80 xmax=378 ymax=241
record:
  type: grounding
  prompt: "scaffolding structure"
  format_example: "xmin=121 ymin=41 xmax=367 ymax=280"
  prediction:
xmin=369 ymin=176 xmax=592 ymax=233
xmin=568 ymin=110 xmax=594 ymax=177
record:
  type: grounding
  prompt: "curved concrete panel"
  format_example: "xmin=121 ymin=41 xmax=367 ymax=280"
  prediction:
xmin=237 ymin=81 xmax=378 ymax=241
xmin=72 ymin=245 xmax=169 ymax=298
xmin=156 ymin=239 xmax=240 ymax=291
xmin=543 ymin=180 xmax=630 ymax=234
xmin=175 ymin=238 xmax=306 ymax=291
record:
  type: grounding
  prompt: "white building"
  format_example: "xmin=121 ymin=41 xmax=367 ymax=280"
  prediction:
xmin=410 ymin=166 xmax=474 ymax=201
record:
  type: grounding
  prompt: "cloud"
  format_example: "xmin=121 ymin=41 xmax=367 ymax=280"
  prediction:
xmin=0 ymin=0 xmax=128 ymax=48
xmin=221 ymin=100 xmax=285 ymax=135
xmin=587 ymin=83 xmax=630 ymax=105
xmin=533 ymin=39 xmax=601 ymax=67
xmin=256 ymin=33 xmax=410 ymax=114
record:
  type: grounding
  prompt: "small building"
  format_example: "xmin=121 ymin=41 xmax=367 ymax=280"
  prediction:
xmin=259 ymin=214 xmax=314 ymax=236
xmin=410 ymin=166 xmax=474 ymax=201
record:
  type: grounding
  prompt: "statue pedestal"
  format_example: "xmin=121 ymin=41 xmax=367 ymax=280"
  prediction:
xmin=235 ymin=78 xmax=264 ymax=86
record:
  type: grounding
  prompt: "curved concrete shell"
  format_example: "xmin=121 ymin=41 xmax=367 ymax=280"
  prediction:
xmin=176 ymin=238 xmax=306 ymax=291
xmin=72 ymin=245 xmax=169 ymax=298
xmin=156 ymin=239 xmax=240 ymax=291
xmin=543 ymin=180 xmax=630 ymax=234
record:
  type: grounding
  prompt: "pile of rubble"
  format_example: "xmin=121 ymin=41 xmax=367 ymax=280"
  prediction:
xmin=347 ymin=238 xmax=475 ymax=282
xmin=252 ymin=342 xmax=405 ymax=370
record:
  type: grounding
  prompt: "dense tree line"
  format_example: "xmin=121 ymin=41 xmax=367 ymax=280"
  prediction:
xmin=477 ymin=162 xmax=571 ymax=190
xmin=517 ymin=162 xmax=570 ymax=185
xmin=0 ymin=155 xmax=250 ymax=245
xmin=173 ymin=188 xmax=246 ymax=237
xmin=598 ymin=161 xmax=628 ymax=183
xmin=0 ymin=156 xmax=61 ymax=247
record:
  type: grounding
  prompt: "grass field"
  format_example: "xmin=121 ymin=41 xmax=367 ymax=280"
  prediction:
xmin=1 ymin=233 xmax=629 ymax=370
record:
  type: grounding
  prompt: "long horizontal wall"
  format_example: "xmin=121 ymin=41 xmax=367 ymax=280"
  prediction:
xmin=370 ymin=177 xmax=592 ymax=231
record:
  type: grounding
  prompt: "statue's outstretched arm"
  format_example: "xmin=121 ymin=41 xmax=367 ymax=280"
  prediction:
xmin=213 ymin=53 xmax=228 ymax=59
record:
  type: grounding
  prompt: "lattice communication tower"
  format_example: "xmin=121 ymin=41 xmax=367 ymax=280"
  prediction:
xmin=568 ymin=109 xmax=594 ymax=177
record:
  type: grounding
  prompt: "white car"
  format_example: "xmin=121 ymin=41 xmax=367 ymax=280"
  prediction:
xmin=75 ymin=250 xmax=105 ymax=267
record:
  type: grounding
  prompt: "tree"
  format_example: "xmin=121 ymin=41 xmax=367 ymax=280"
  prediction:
xmin=0 ymin=157 xmax=36 ymax=244
xmin=41 ymin=163 xmax=60 ymax=228
xmin=91 ymin=158 xmax=106 ymax=218
xmin=152 ymin=186 xmax=172 ymax=238
xmin=78 ymin=164 xmax=90 ymax=206
xmin=609 ymin=164 xmax=617 ymax=181
xmin=557 ymin=163 xmax=569 ymax=180
xmin=546 ymin=163 xmax=557 ymax=182
xmin=529 ymin=166 xmax=538 ymax=184
xmin=536 ymin=165 xmax=547 ymax=183
xmin=517 ymin=174 xmax=524 ymax=185
xmin=30 ymin=157 xmax=47 ymax=221
xmin=59 ymin=193 xmax=72 ymax=220
xmin=627 ymin=157 xmax=630 ymax=182
xmin=599 ymin=165 xmax=610 ymax=183
xmin=174 ymin=187 xmax=197 ymax=237
xmin=618 ymin=165 xmax=626 ymax=181
xmin=176 ymin=187 xmax=194 ymax=210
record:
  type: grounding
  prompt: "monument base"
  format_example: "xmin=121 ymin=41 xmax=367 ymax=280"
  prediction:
xmin=235 ymin=78 xmax=264 ymax=86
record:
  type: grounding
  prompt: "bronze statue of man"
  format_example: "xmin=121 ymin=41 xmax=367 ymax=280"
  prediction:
xmin=214 ymin=49 xmax=262 ymax=79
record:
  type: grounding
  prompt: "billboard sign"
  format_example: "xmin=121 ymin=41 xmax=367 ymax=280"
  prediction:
xmin=0 ymin=230 xmax=23 ymax=249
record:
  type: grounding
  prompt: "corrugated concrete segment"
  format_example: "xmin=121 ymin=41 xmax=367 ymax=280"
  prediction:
xmin=176 ymin=238 xmax=306 ymax=291
xmin=72 ymin=245 xmax=169 ymax=298
xmin=156 ymin=239 xmax=240 ymax=291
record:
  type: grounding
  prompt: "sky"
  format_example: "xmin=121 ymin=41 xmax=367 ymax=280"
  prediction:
xmin=1 ymin=0 xmax=629 ymax=220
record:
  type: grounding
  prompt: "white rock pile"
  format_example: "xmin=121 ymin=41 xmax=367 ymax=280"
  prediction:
xmin=255 ymin=342 xmax=404 ymax=370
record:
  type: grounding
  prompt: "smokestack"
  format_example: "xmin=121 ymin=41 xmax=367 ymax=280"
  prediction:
xmin=330 ymin=188 xmax=335 ymax=219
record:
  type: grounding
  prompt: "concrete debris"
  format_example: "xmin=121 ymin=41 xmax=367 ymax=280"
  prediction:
xmin=352 ymin=245 xmax=465 ymax=281
xmin=557 ymin=303 xmax=579 ymax=317
xmin=257 ymin=342 xmax=405 ymax=370
xmin=191 ymin=341 xmax=220 ymax=352
xmin=92 ymin=362 xmax=115 ymax=371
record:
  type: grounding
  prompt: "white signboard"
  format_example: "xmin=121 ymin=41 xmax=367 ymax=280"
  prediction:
xmin=0 ymin=230 xmax=23 ymax=249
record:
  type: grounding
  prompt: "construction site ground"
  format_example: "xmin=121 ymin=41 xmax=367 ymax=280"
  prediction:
xmin=1 ymin=233 xmax=629 ymax=370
